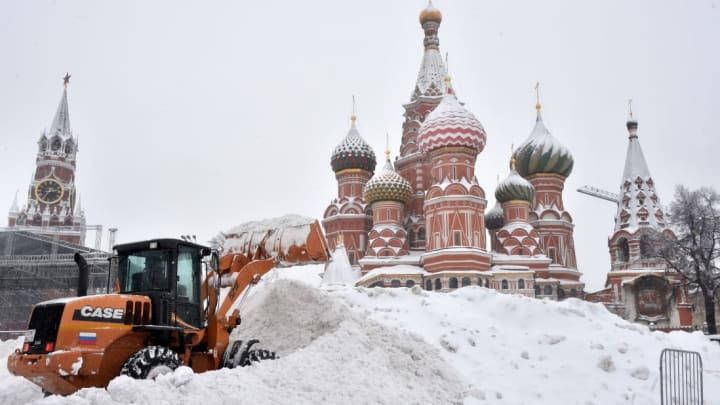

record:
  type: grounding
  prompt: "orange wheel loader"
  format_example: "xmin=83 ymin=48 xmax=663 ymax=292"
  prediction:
xmin=6 ymin=219 xmax=329 ymax=395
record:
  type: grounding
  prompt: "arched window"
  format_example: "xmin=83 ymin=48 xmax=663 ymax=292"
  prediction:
xmin=50 ymin=137 xmax=61 ymax=151
xmin=39 ymin=138 xmax=47 ymax=152
xmin=543 ymin=285 xmax=553 ymax=296
xmin=391 ymin=279 xmax=401 ymax=288
xmin=485 ymin=279 xmax=490 ymax=288
xmin=618 ymin=238 xmax=630 ymax=263
xmin=449 ymin=277 xmax=458 ymax=289
xmin=369 ymin=281 xmax=384 ymax=288
xmin=461 ymin=277 xmax=471 ymax=287
xmin=408 ymin=229 xmax=415 ymax=244
xmin=425 ymin=280 xmax=432 ymax=291
xmin=64 ymin=140 xmax=74 ymax=155
xmin=501 ymin=280 xmax=509 ymax=290
xmin=570 ymin=288 xmax=578 ymax=298
xmin=434 ymin=278 xmax=442 ymax=290
xmin=518 ymin=279 xmax=525 ymax=289
xmin=535 ymin=285 xmax=541 ymax=296
xmin=478 ymin=277 xmax=483 ymax=287
xmin=418 ymin=228 xmax=425 ymax=241
xmin=557 ymin=287 xmax=565 ymax=300
xmin=406 ymin=280 xmax=415 ymax=288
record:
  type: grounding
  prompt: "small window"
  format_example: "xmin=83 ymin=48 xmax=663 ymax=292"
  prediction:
xmin=570 ymin=288 xmax=578 ymax=298
xmin=548 ymin=248 xmax=557 ymax=264
xmin=453 ymin=231 xmax=462 ymax=246
xmin=461 ymin=277 xmax=471 ymax=287
xmin=434 ymin=278 xmax=442 ymax=290
xmin=449 ymin=277 xmax=458 ymax=288
xmin=348 ymin=252 xmax=356 ymax=265
xmin=501 ymin=279 xmax=509 ymax=290
xmin=418 ymin=228 xmax=425 ymax=241
xmin=369 ymin=281 xmax=384 ymax=288
xmin=557 ymin=287 xmax=565 ymax=300
xmin=406 ymin=280 xmax=415 ymax=288
xmin=543 ymin=285 xmax=553 ymax=296
xmin=535 ymin=285 xmax=541 ymax=296
xmin=485 ymin=279 xmax=490 ymax=288
xmin=518 ymin=279 xmax=525 ymax=289
xmin=618 ymin=238 xmax=630 ymax=263
xmin=391 ymin=279 xmax=401 ymax=288
xmin=387 ymin=208 xmax=391 ymax=220
xmin=408 ymin=229 xmax=415 ymax=243
xmin=426 ymin=280 xmax=432 ymax=291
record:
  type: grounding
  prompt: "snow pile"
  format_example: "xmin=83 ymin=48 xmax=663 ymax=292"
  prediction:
xmin=321 ymin=245 xmax=360 ymax=287
xmin=2 ymin=266 xmax=720 ymax=404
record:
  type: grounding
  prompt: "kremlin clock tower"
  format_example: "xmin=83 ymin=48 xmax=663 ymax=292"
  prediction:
xmin=7 ymin=74 xmax=86 ymax=245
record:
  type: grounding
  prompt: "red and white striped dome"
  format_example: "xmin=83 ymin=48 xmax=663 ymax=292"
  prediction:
xmin=417 ymin=91 xmax=486 ymax=154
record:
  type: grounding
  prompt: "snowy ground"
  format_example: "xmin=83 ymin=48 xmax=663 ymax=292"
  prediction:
xmin=3 ymin=265 xmax=720 ymax=404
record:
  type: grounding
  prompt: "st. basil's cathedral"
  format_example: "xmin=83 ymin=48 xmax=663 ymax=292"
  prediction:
xmin=322 ymin=2 xmax=694 ymax=331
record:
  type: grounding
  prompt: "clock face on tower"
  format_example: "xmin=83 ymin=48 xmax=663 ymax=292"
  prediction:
xmin=35 ymin=179 xmax=65 ymax=204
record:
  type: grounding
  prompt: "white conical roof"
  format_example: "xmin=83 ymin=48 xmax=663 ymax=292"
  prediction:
xmin=614 ymin=120 xmax=666 ymax=232
xmin=322 ymin=244 xmax=361 ymax=287
xmin=49 ymin=88 xmax=73 ymax=139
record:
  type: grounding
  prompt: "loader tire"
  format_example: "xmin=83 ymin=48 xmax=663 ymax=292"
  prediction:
xmin=120 ymin=346 xmax=181 ymax=379
xmin=223 ymin=339 xmax=277 ymax=368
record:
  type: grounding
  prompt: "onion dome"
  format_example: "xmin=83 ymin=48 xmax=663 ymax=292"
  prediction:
xmin=330 ymin=115 xmax=377 ymax=174
xmin=495 ymin=159 xmax=535 ymax=204
xmin=417 ymin=80 xmax=486 ymax=154
xmin=419 ymin=1 xmax=442 ymax=24
xmin=485 ymin=201 xmax=504 ymax=231
xmin=513 ymin=105 xmax=574 ymax=178
xmin=363 ymin=156 xmax=413 ymax=205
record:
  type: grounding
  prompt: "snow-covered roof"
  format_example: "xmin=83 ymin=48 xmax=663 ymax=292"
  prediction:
xmin=613 ymin=120 xmax=667 ymax=233
xmin=330 ymin=117 xmax=377 ymax=174
xmin=513 ymin=109 xmax=573 ymax=178
xmin=417 ymin=90 xmax=486 ymax=154
xmin=357 ymin=264 xmax=427 ymax=284
xmin=48 ymin=88 xmax=73 ymax=139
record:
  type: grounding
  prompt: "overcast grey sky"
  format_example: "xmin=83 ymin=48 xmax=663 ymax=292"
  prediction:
xmin=1 ymin=0 xmax=718 ymax=291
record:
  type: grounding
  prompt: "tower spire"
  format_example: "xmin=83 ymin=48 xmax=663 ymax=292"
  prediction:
xmin=50 ymin=74 xmax=73 ymax=138
xmin=413 ymin=1 xmax=447 ymax=99
xmin=534 ymin=82 xmax=542 ymax=112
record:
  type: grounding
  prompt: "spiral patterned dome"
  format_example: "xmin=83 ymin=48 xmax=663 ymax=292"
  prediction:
xmin=512 ymin=110 xmax=574 ymax=178
xmin=495 ymin=164 xmax=535 ymax=204
xmin=417 ymin=90 xmax=486 ymax=154
xmin=330 ymin=117 xmax=377 ymax=173
xmin=485 ymin=201 xmax=505 ymax=231
xmin=419 ymin=1 xmax=442 ymax=24
xmin=363 ymin=158 xmax=413 ymax=205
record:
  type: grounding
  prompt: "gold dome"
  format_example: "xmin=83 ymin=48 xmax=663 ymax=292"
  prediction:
xmin=419 ymin=2 xmax=442 ymax=24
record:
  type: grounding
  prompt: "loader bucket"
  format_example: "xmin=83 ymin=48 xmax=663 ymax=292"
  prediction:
xmin=221 ymin=216 xmax=329 ymax=266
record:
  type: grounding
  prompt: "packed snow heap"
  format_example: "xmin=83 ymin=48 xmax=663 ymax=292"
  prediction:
xmin=2 ymin=265 xmax=720 ymax=404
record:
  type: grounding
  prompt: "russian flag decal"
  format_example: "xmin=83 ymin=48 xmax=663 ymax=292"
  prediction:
xmin=79 ymin=332 xmax=97 ymax=345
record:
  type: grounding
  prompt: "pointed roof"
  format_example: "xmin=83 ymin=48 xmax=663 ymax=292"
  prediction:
xmin=49 ymin=87 xmax=72 ymax=139
xmin=412 ymin=2 xmax=447 ymax=99
xmin=614 ymin=119 xmax=666 ymax=232
xmin=9 ymin=191 xmax=20 ymax=213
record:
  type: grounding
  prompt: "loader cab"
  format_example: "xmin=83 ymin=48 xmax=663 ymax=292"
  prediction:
xmin=114 ymin=239 xmax=209 ymax=329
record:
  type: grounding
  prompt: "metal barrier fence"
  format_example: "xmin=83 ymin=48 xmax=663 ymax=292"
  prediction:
xmin=660 ymin=348 xmax=703 ymax=405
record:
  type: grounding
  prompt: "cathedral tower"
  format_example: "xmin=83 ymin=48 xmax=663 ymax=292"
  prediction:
xmin=323 ymin=113 xmax=377 ymax=265
xmin=8 ymin=74 xmax=86 ymax=245
xmin=395 ymin=1 xmax=448 ymax=250
xmin=417 ymin=79 xmax=490 ymax=272
xmin=361 ymin=148 xmax=413 ymax=267
xmin=513 ymin=95 xmax=579 ymax=280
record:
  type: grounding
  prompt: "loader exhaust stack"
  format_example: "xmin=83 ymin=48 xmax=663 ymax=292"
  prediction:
xmin=74 ymin=252 xmax=88 ymax=297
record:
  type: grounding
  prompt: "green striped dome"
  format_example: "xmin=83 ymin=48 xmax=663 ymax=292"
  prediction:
xmin=495 ymin=168 xmax=535 ymax=204
xmin=363 ymin=159 xmax=413 ymax=205
xmin=513 ymin=111 xmax=574 ymax=178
